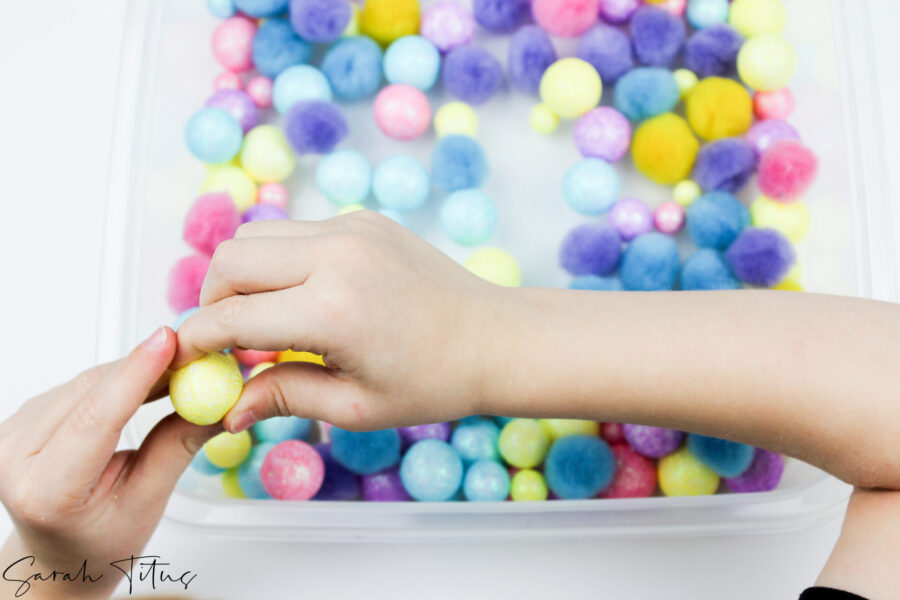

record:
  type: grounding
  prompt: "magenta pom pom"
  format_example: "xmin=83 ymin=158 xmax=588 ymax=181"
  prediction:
xmin=532 ymin=0 xmax=600 ymax=38
xmin=754 ymin=88 xmax=795 ymax=121
xmin=283 ymin=101 xmax=348 ymax=154
xmin=599 ymin=444 xmax=657 ymax=499
xmin=653 ymin=201 xmax=685 ymax=235
xmin=247 ymin=76 xmax=274 ymax=109
xmin=757 ymin=140 xmax=819 ymax=202
xmin=725 ymin=228 xmax=796 ymax=288
xmin=212 ymin=16 xmax=257 ymax=73
xmin=183 ymin=193 xmax=241 ymax=256
xmin=206 ymin=89 xmax=260 ymax=133
xmin=258 ymin=182 xmax=289 ymax=209
xmin=168 ymin=254 xmax=212 ymax=313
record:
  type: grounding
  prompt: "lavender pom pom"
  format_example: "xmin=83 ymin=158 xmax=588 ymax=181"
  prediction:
xmin=692 ymin=138 xmax=758 ymax=193
xmin=725 ymin=228 xmax=796 ymax=288
xmin=559 ymin=223 xmax=623 ymax=277
xmin=473 ymin=0 xmax=531 ymax=33
xmin=684 ymin=25 xmax=744 ymax=78
xmin=508 ymin=26 xmax=557 ymax=96
xmin=443 ymin=44 xmax=504 ymax=105
xmin=577 ymin=24 xmax=634 ymax=85
xmin=289 ymin=0 xmax=352 ymax=43
xmin=283 ymin=101 xmax=348 ymax=154
xmin=630 ymin=7 xmax=685 ymax=67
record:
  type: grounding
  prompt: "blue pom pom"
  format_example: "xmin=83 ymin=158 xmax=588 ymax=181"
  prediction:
xmin=289 ymin=0 xmax=351 ymax=43
xmin=620 ymin=232 xmax=680 ymax=291
xmin=577 ymin=24 xmax=635 ymax=86
xmin=321 ymin=36 xmax=384 ymax=101
xmin=681 ymin=249 xmax=740 ymax=291
xmin=251 ymin=416 xmax=313 ymax=443
xmin=191 ymin=450 xmax=225 ymax=475
xmin=686 ymin=191 xmax=750 ymax=250
xmin=283 ymin=101 xmax=348 ymax=154
xmin=330 ymin=428 xmax=401 ymax=475
xmin=442 ymin=44 xmax=504 ymax=106
xmin=569 ymin=275 xmax=624 ymax=291
xmin=273 ymin=65 xmax=332 ymax=114
xmin=613 ymin=67 xmax=680 ymax=121
xmin=684 ymin=25 xmax=744 ymax=78
xmin=185 ymin=107 xmax=244 ymax=165
xmin=725 ymin=228 xmax=796 ymax=288
xmin=545 ymin=435 xmax=616 ymax=499
xmin=252 ymin=18 xmax=313 ymax=79
xmin=400 ymin=440 xmax=464 ymax=501
xmin=384 ymin=36 xmax=442 ymax=92
xmin=207 ymin=0 xmax=237 ymax=19
xmin=693 ymin=138 xmax=757 ymax=193
xmin=451 ymin=418 xmax=500 ymax=463
xmin=440 ymin=189 xmax=498 ymax=246
xmin=685 ymin=0 xmax=730 ymax=30
xmin=630 ymin=6 xmax=686 ymax=67
xmin=473 ymin=0 xmax=531 ymax=33
xmin=559 ymin=223 xmax=622 ymax=277
xmin=508 ymin=26 xmax=557 ymax=95
xmin=431 ymin=135 xmax=489 ymax=193
xmin=563 ymin=158 xmax=621 ymax=216
xmin=493 ymin=416 xmax=516 ymax=427
xmin=687 ymin=434 xmax=754 ymax=478
xmin=313 ymin=443 xmax=361 ymax=500
xmin=373 ymin=155 xmax=431 ymax=211
xmin=234 ymin=0 xmax=288 ymax=18
xmin=237 ymin=443 xmax=275 ymax=499
xmin=463 ymin=460 xmax=511 ymax=502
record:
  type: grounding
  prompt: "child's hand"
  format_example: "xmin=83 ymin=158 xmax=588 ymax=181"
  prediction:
xmin=175 ymin=211 xmax=509 ymax=433
xmin=0 ymin=327 xmax=221 ymax=599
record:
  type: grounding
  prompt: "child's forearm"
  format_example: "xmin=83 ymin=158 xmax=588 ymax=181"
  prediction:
xmin=482 ymin=289 xmax=900 ymax=490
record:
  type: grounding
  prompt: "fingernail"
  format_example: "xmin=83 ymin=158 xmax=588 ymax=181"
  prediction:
xmin=229 ymin=411 xmax=257 ymax=434
xmin=142 ymin=326 xmax=168 ymax=351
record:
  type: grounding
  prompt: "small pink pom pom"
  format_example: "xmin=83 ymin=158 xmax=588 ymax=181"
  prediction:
xmin=532 ymin=0 xmax=600 ymax=38
xmin=599 ymin=444 xmax=657 ymax=499
xmin=232 ymin=348 xmax=280 ymax=367
xmin=653 ymin=201 xmax=686 ymax=234
xmin=373 ymin=84 xmax=432 ymax=141
xmin=212 ymin=17 xmax=257 ymax=73
xmin=214 ymin=71 xmax=244 ymax=91
xmin=757 ymin=140 xmax=818 ymax=202
xmin=601 ymin=422 xmax=625 ymax=444
xmin=754 ymin=88 xmax=795 ymax=121
xmin=247 ymin=76 xmax=274 ymax=109
xmin=655 ymin=0 xmax=687 ymax=16
xmin=262 ymin=440 xmax=325 ymax=500
xmin=168 ymin=254 xmax=212 ymax=314
xmin=183 ymin=193 xmax=241 ymax=256
xmin=258 ymin=182 xmax=289 ymax=209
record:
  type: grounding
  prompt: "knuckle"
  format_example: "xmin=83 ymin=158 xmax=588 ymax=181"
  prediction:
xmin=267 ymin=373 xmax=294 ymax=419
xmin=9 ymin=482 xmax=58 ymax=529
xmin=233 ymin=222 xmax=259 ymax=239
xmin=210 ymin=239 xmax=240 ymax=276
xmin=215 ymin=295 xmax=245 ymax=329
xmin=70 ymin=396 xmax=103 ymax=436
xmin=69 ymin=366 xmax=107 ymax=396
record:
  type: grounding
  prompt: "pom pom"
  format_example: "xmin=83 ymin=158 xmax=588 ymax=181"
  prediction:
xmin=273 ymin=65 xmax=332 ymax=114
xmin=232 ymin=348 xmax=280 ymax=368
xmin=434 ymin=101 xmax=479 ymax=138
xmin=750 ymin=195 xmax=810 ymax=243
xmin=545 ymin=436 xmax=615 ymax=499
xmin=212 ymin=17 xmax=257 ymax=73
xmin=658 ymin=447 xmax=719 ymax=496
xmin=510 ymin=469 xmax=548 ymax=501
xmin=686 ymin=191 xmax=750 ymax=250
xmin=451 ymin=418 xmax=500 ymax=463
xmin=465 ymin=248 xmax=522 ymax=287
xmin=183 ymin=193 xmax=240 ymax=256
xmin=234 ymin=0 xmax=288 ymax=17
xmin=559 ymin=223 xmax=622 ymax=277
xmin=316 ymin=149 xmax=372 ymax=206
xmin=398 ymin=423 xmax=452 ymax=448
xmin=687 ymin=434 xmax=754 ymax=478
xmin=242 ymin=204 xmax=289 ymax=222
xmin=252 ymin=19 xmax=313 ymax=79
xmin=240 ymin=124 xmax=297 ymax=183
xmin=374 ymin=84 xmax=432 ymax=140
xmin=623 ymin=424 xmax=685 ymax=458
xmin=330 ymin=428 xmax=401 ymax=475
xmin=539 ymin=58 xmax=603 ymax=120
xmin=201 ymin=165 xmax=258 ymax=213
xmin=372 ymin=155 xmax=430 ymax=210
xmin=532 ymin=0 xmax=600 ymax=38
xmin=653 ymin=201 xmax=686 ymax=235
xmin=289 ymin=0 xmax=352 ymax=43
xmin=168 ymin=254 xmax=211 ymax=313
xmin=686 ymin=76 xmax=753 ymax=141
xmin=214 ymin=70 xmax=243 ymax=92
xmin=724 ymin=448 xmax=784 ymax=493
xmin=754 ymin=88 xmax=795 ymax=121
xmin=252 ymin=416 xmax=312 ymax=443
xmin=421 ymin=1 xmax=475 ymax=53
xmin=620 ymin=233 xmax=680 ymax=291
xmin=577 ymin=24 xmax=634 ymax=86
xmin=361 ymin=467 xmax=411 ymax=501
xmin=246 ymin=75 xmax=274 ymax=108
xmin=563 ymin=158 xmax=621 ymax=216
xmin=613 ymin=67 xmax=679 ymax=121
xmin=400 ymin=440 xmax=464 ymax=501
xmin=692 ymin=138 xmax=757 ymax=193
xmin=725 ymin=227 xmax=796 ymax=288
xmin=674 ymin=179 xmax=702 ymax=207
xmin=283 ymin=101 xmax=348 ymax=154
xmin=321 ymin=36 xmax=384 ymax=101
xmin=630 ymin=6 xmax=685 ymax=67
xmin=360 ymin=0 xmax=421 ymax=46
xmin=170 ymin=353 xmax=242 ymax=425
xmin=673 ymin=68 xmax=698 ymax=98
xmin=728 ymin=0 xmax=785 ymax=37
xmin=383 ymin=35 xmax=441 ymax=92
xmin=442 ymin=44 xmax=504 ymax=106
xmin=685 ymin=0 xmax=729 ymax=30
xmin=313 ymin=443 xmax=361 ymax=500
xmin=683 ymin=25 xmax=744 ymax=78
xmin=574 ymin=107 xmax=631 ymax=163
xmin=569 ymin=275 xmax=624 ymax=291
xmin=631 ymin=113 xmax=699 ymax=185
xmin=508 ymin=26 xmax=558 ymax=96
xmin=541 ymin=419 xmax=601 ymax=440
xmin=601 ymin=422 xmax=626 ymax=444
xmin=744 ymin=119 xmax=800 ymax=156
xmin=204 ymin=431 xmax=252 ymax=469
xmin=681 ymin=249 xmax=740 ymax=290
xmin=464 ymin=460 xmax=510 ymax=502
xmin=757 ymin=140 xmax=818 ymax=202
xmin=205 ymin=89 xmax=260 ymax=134
xmin=498 ymin=419 xmax=550 ymax=469
xmin=185 ymin=107 xmax=244 ymax=165
xmin=599 ymin=444 xmax=658 ymax=499
xmin=473 ymin=0 xmax=531 ymax=33
xmin=208 ymin=0 xmax=237 ymax=19
xmin=439 ymin=189 xmax=498 ymax=246
xmin=599 ymin=0 xmax=641 ymax=23
xmin=737 ymin=34 xmax=796 ymax=92
xmin=530 ymin=104 xmax=560 ymax=134
xmin=608 ymin=197 xmax=653 ymax=241
xmin=261 ymin=440 xmax=325 ymax=500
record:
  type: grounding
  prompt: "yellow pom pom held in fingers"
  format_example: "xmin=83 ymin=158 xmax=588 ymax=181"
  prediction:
xmin=686 ymin=77 xmax=753 ymax=141
xmin=170 ymin=352 xmax=244 ymax=426
xmin=539 ymin=58 xmax=602 ymax=120
xmin=632 ymin=113 xmax=700 ymax=185
xmin=361 ymin=0 xmax=421 ymax=46
xmin=277 ymin=350 xmax=326 ymax=365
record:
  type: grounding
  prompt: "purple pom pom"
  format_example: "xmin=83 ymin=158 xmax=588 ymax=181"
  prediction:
xmin=205 ymin=90 xmax=260 ymax=133
xmin=622 ymin=425 xmax=685 ymax=458
xmin=724 ymin=448 xmax=785 ymax=493
xmin=577 ymin=24 xmax=635 ymax=85
xmin=283 ymin=101 xmax=348 ymax=154
xmin=725 ymin=228 xmax=796 ymax=288
xmin=289 ymin=0 xmax=352 ymax=43
xmin=508 ymin=26 xmax=557 ymax=96
xmin=559 ymin=223 xmax=623 ymax=277
xmin=242 ymin=204 xmax=289 ymax=223
xmin=692 ymin=138 xmax=758 ymax=193
xmin=398 ymin=423 xmax=452 ymax=449
xmin=313 ymin=443 xmax=361 ymax=501
xmin=361 ymin=468 xmax=412 ymax=501
xmin=442 ymin=44 xmax=504 ymax=105
xmin=630 ymin=7 xmax=685 ymax=67
xmin=473 ymin=0 xmax=531 ymax=33
xmin=745 ymin=119 xmax=801 ymax=156
xmin=599 ymin=0 xmax=641 ymax=24
xmin=684 ymin=25 xmax=744 ymax=78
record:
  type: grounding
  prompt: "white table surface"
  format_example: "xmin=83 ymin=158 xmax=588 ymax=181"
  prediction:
xmin=1 ymin=1 xmax=898 ymax=598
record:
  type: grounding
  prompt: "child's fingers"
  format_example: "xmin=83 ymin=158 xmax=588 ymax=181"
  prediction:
xmin=233 ymin=218 xmax=327 ymax=239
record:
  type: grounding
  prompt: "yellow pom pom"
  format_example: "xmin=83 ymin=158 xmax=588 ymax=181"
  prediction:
xmin=686 ymin=77 xmax=753 ymax=141
xmin=170 ymin=353 xmax=244 ymax=426
xmin=499 ymin=419 xmax=550 ymax=469
xmin=361 ymin=0 xmax=420 ymax=46
xmin=277 ymin=350 xmax=326 ymax=366
xmin=201 ymin=165 xmax=258 ymax=212
xmin=737 ymin=35 xmax=797 ymax=92
xmin=540 ymin=419 xmax=600 ymax=441
xmin=750 ymin=196 xmax=810 ymax=243
xmin=729 ymin=0 xmax=786 ymax=38
xmin=510 ymin=469 xmax=548 ymax=501
xmin=674 ymin=68 xmax=698 ymax=99
xmin=539 ymin=58 xmax=602 ymax=120
xmin=343 ymin=4 xmax=362 ymax=37
xmin=239 ymin=125 xmax=296 ymax=183
xmin=204 ymin=431 xmax=252 ymax=469
xmin=774 ymin=263 xmax=804 ymax=291
xmin=632 ymin=113 xmax=699 ymax=185
xmin=658 ymin=447 xmax=720 ymax=497
xmin=248 ymin=361 xmax=275 ymax=378
xmin=529 ymin=103 xmax=560 ymax=134
xmin=674 ymin=180 xmax=702 ymax=207
xmin=464 ymin=247 xmax=522 ymax=287
xmin=222 ymin=468 xmax=247 ymax=498
xmin=338 ymin=203 xmax=367 ymax=215
xmin=434 ymin=102 xmax=479 ymax=138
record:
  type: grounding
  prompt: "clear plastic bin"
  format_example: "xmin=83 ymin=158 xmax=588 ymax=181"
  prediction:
xmin=98 ymin=0 xmax=892 ymax=541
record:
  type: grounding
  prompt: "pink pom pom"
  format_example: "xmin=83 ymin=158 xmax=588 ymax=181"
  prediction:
xmin=532 ymin=0 xmax=600 ymax=38
xmin=258 ymin=182 xmax=289 ymax=209
xmin=168 ymin=254 xmax=211 ymax=314
xmin=214 ymin=70 xmax=244 ymax=91
xmin=373 ymin=84 xmax=432 ymax=141
xmin=247 ymin=76 xmax=274 ymax=109
xmin=232 ymin=348 xmax=280 ymax=367
xmin=655 ymin=0 xmax=687 ymax=16
xmin=601 ymin=422 xmax=625 ymax=444
xmin=212 ymin=17 xmax=257 ymax=73
xmin=262 ymin=440 xmax=325 ymax=500
xmin=183 ymin=193 xmax=241 ymax=256
xmin=653 ymin=201 xmax=685 ymax=235
xmin=757 ymin=140 xmax=818 ymax=202
xmin=599 ymin=444 xmax=657 ymax=499
xmin=754 ymin=88 xmax=795 ymax=121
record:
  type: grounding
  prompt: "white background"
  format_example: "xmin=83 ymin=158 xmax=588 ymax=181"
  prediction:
xmin=1 ymin=1 xmax=898 ymax=598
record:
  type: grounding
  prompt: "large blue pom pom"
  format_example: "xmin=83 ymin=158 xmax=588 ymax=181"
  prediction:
xmin=545 ymin=436 xmax=616 ymax=499
xmin=681 ymin=249 xmax=740 ymax=291
xmin=321 ymin=36 xmax=384 ymax=101
xmin=330 ymin=428 xmax=402 ymax=475
xmin=431 ymin=135 xmax=489 ymax=193
xmin=686 ymin=191 xmax=750 ymax=250
xmin=687 ymin=434 xmax=755 ymax=478
xmin=620 ymin=233 xmax=680 ymax=291
xmin=252 ymin=18 xmax=313 ymax=79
